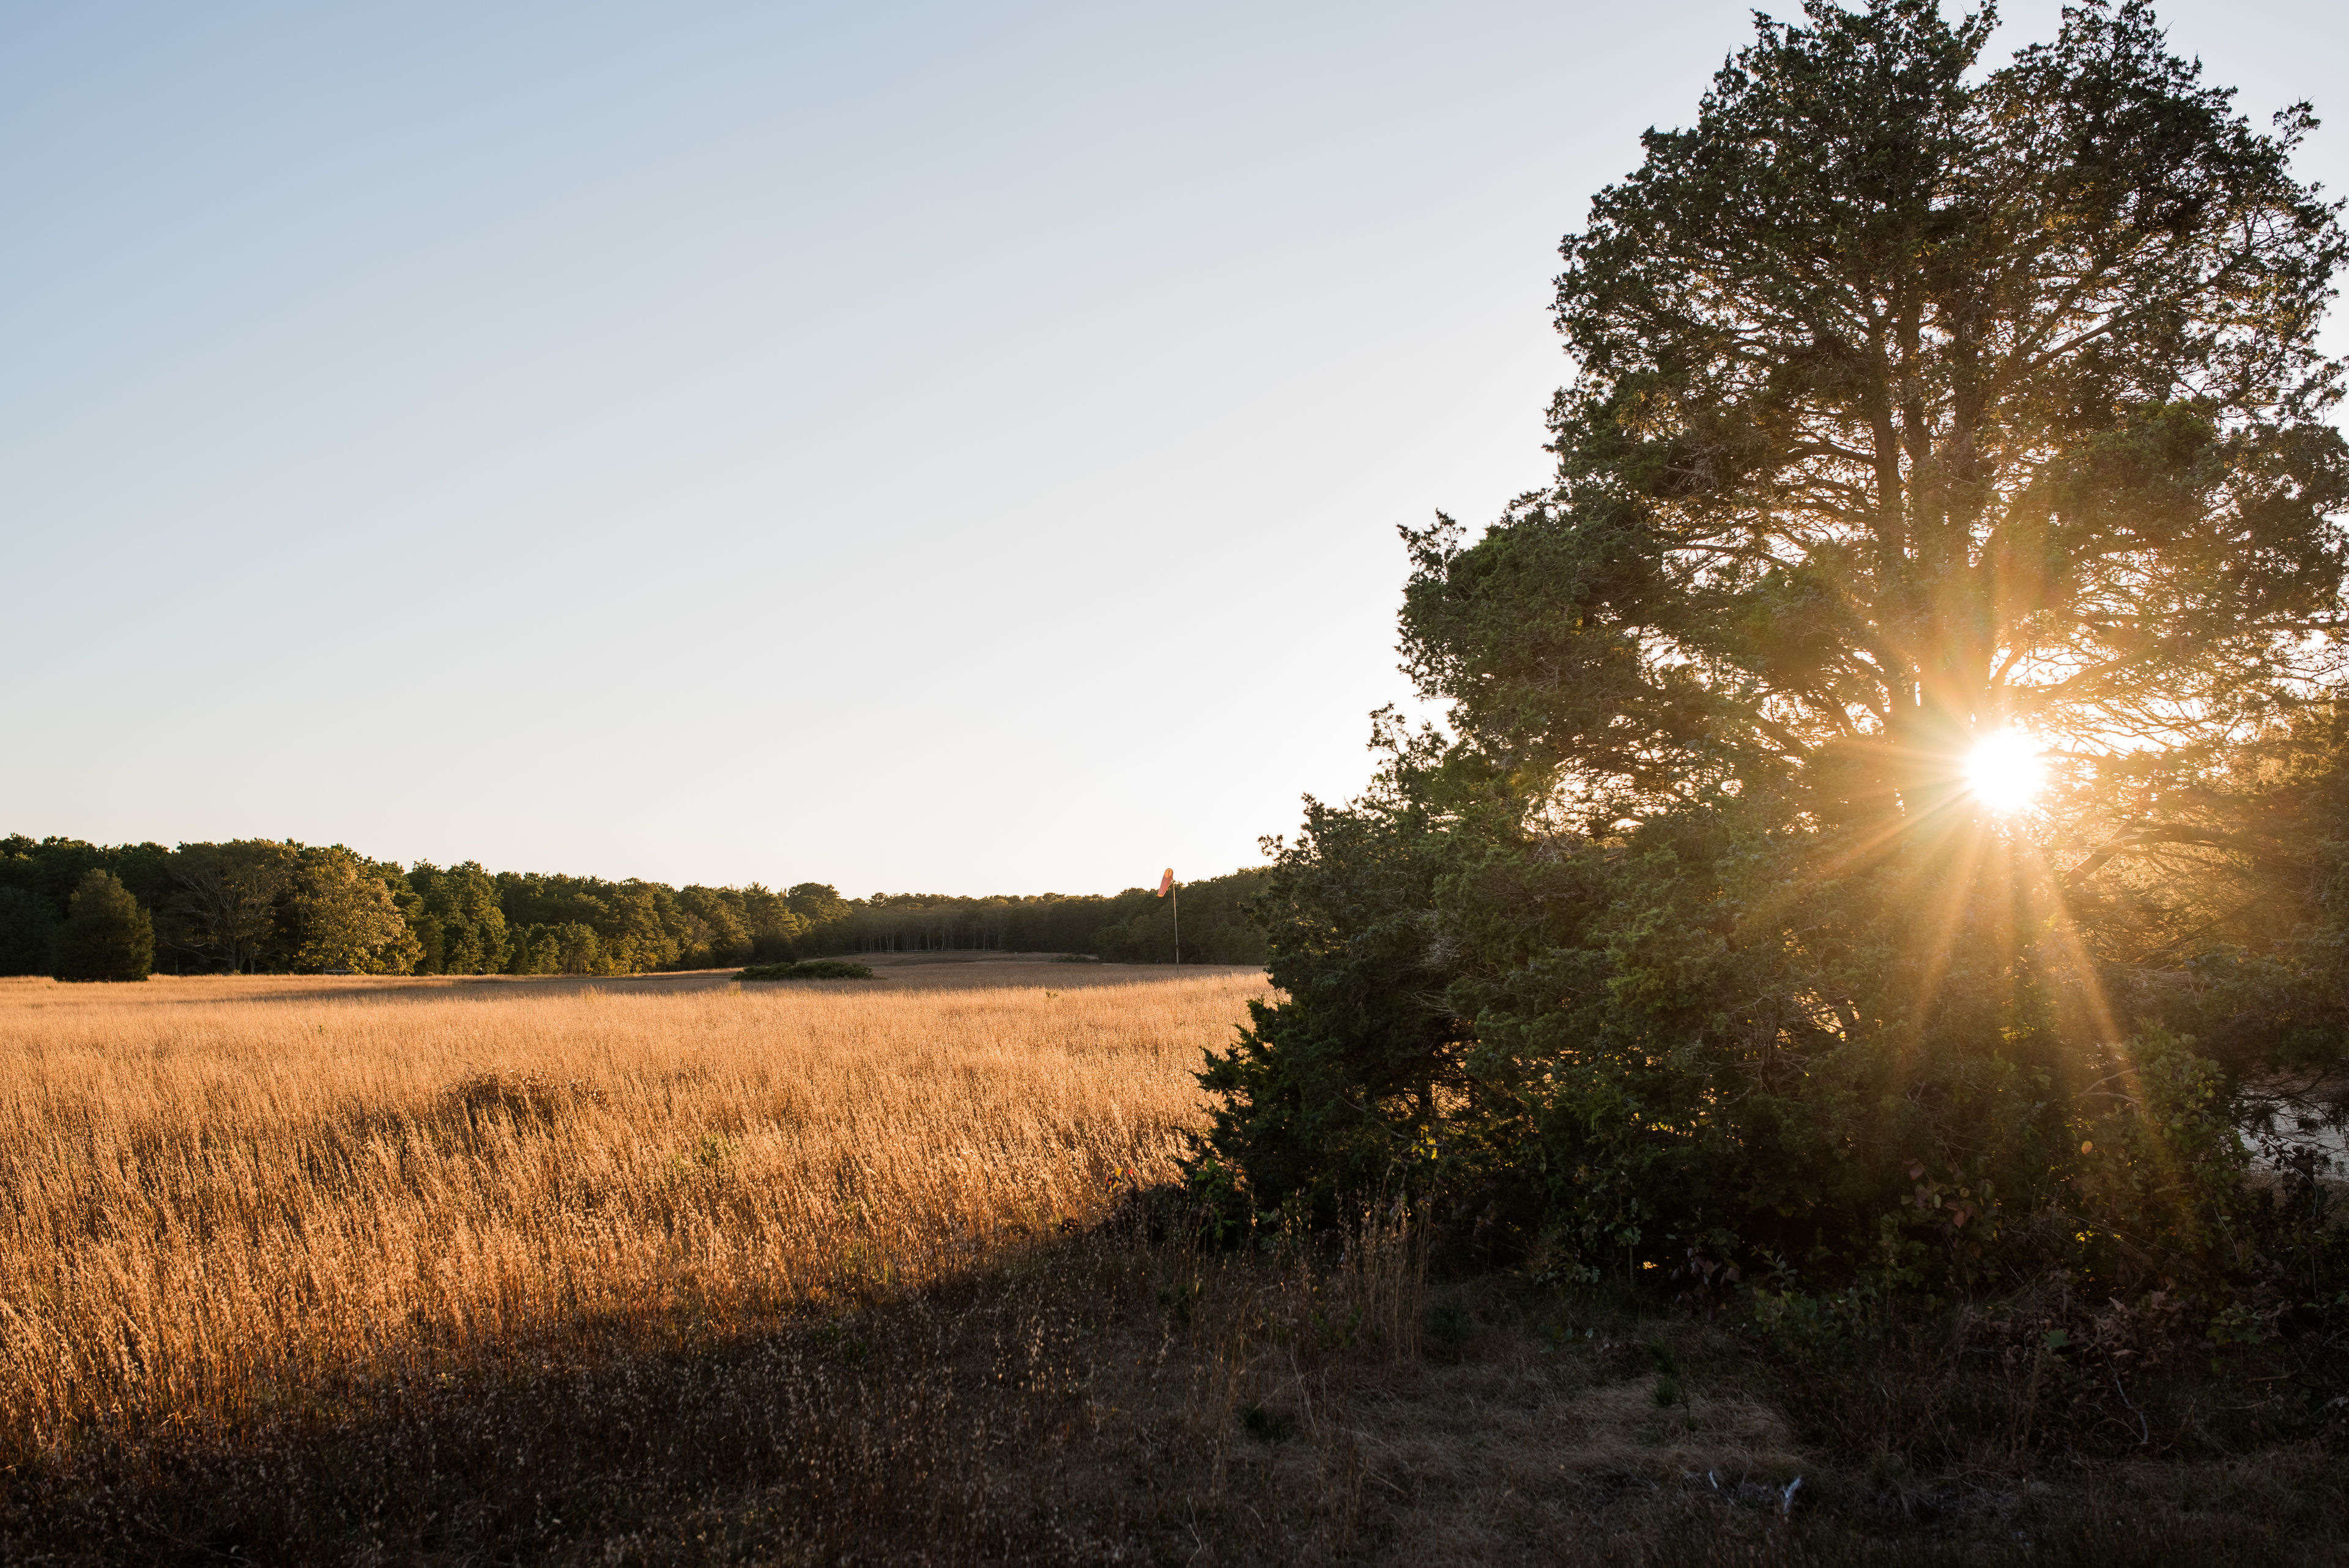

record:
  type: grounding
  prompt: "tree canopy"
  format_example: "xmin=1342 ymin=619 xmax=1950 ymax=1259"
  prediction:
xmin=1405 ymin=0 xmax=2345 ymax=822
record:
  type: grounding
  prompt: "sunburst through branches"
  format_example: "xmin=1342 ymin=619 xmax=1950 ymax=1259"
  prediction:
xmin=1962 ymin=730 xmax=2047 ymax=817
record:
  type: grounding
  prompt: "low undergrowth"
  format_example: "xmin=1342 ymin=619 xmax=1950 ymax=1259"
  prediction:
xmin=733 ymin=960 xmax=875 ymax=981
xmin=3 ymin=1196 xmax=2343 ymax=1565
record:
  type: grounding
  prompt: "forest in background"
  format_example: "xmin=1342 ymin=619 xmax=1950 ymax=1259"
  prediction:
xmin=0 ymin=834 xmax=1267 ymax=977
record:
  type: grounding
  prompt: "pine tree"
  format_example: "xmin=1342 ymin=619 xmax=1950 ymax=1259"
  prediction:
xmin=1203 ymin=1 xmax=2349 ymax=1287
xmin=54 ymin=870 xmax=154 ymax=983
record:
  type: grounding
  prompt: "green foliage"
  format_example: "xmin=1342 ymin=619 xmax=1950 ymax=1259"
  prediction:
xmin=800 ymin=888 xmax=1130 ymax=957
xmin=164 ymin=840 xmax=297 ymax=973
xmin=493 ymin=872 xmax=811 ymax=975
xmin=494 ymin=872 xmax=688 ymax=975
xmin=0 ymin=835 xmax=172 ymax=964
xmin=788 ymin=869 xmax=1270 ymax=964
xmin=4 ymin=832 xmax=1270 ymax=978
xmin=0 ymin=887 xmax=53 ymax=977
xmin=53 ymin=870 xmax=152 ymax=982
xmin=784 ymin=882 xmax=850 ymax=927
xmin=290 ymin=848 xmax=421 ymax=974
xmin=1195 ymin=0 xmax=2349 ymax=1303
xmin=677 ymin=884 xmax=754 ymax=967
xmin=737 ymin=960 xmax=875 ymax=980
xmin=1093 ymin=870 xmax=1270 ymax=964
xmin=407 ymin=860 xmax=509 ymax=974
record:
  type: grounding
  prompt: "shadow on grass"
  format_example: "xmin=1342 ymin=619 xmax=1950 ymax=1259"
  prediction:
xmin=4 ymin=1209 xmax=2345 ymax=1566
xmin=0 ymin=1240 xmax=1111 ymax=1566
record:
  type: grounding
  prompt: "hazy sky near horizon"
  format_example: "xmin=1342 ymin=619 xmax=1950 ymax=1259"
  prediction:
xmin=5 ymin=1 xmax=2344 ymax=897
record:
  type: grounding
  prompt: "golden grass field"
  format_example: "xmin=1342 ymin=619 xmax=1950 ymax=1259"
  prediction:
xmin=0 ymin=959 xmax=1263 ymax=1463
xmin=6 ymin=960 xmax=2342 ymax=1565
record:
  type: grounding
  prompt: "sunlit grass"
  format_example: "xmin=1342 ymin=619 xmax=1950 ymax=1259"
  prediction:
xmin=0 ymin=966 xmax=1260 ymax=1459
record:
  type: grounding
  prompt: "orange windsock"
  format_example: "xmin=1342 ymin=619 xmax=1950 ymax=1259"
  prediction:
xmin=1157 ymin=868 xmax=1173 ymax=897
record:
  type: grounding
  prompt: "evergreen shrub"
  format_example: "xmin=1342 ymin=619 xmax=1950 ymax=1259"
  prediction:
xmin=53 ymin=870 xmax=153 ymax=983
xmin=737 ymin=960 xmax=875 ymax=981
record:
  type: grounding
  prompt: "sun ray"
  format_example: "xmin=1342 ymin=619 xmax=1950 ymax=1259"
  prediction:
xmin=1964 ymin=730 xmax=2046 ymax=815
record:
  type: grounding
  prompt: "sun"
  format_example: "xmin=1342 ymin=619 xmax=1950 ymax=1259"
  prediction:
xmin=1962 ymin=729 xmax=2046 ymax=815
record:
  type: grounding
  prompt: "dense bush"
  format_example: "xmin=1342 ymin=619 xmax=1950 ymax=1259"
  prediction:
xmin=1203 ymin=764 xmax=2310 ymax=1296
xmin=738 ymin=960 xmax=875 ymax=981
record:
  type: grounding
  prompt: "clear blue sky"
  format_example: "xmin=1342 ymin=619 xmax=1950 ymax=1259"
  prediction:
xmin=4 ymin=1 xmax=2342 ymax=895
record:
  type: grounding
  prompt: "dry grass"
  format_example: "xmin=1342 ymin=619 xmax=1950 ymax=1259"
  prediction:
xmin=3 ymin=964 xmax=2342 ymax=1564
xmin=0 ymin=963 xmax=1258 ymax=1460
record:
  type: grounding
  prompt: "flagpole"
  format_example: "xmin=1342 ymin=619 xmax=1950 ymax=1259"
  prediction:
xmin=1157 ymin=867 xmax=1180 ymax=969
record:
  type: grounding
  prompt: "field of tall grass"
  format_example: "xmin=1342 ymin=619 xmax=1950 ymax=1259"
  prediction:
xmin=4 ymin=964 xmax=2340 ymax=1564
xmin=0 ymin=964 xmax=1251 ymax=1460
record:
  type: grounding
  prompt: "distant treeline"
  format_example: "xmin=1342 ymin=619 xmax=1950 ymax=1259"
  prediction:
xmin=0 ymin=834 xmax=1267 ymax=977
xmin=823 ymin=872 xmax=1267 ymax=965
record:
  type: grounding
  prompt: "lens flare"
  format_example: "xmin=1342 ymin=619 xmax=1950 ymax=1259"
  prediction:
xmin=1962 ymin=730 xmax=2045 ymax=815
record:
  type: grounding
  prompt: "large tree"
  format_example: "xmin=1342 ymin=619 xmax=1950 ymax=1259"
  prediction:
xmin=1204 ymin=0 xmax=2349 ymax=1290
xmin=291 ymin=848 xmax=422 ymax=974
xmin=165 ymin=841 xmax=297 ymax=974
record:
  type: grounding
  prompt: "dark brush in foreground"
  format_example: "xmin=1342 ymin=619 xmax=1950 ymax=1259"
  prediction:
xmin=2 ymin=1197 xmax=2342 ymax=1566
xmin=736 ymin=960 xmax=875 ymax=981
